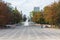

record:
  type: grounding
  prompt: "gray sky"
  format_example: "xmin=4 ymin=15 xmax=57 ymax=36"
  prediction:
xmin=3 ymin=0 xmax=58 ymax=16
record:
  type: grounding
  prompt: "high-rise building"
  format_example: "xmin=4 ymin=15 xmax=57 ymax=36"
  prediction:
xmin=0 ymin=0 xmax=2 ymax=2
xmin=34 ymin=7 xmax=40 ymax=12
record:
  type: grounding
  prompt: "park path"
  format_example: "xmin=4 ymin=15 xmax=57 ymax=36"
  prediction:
xmin=0 ymin=26 xmax=60 ymax=40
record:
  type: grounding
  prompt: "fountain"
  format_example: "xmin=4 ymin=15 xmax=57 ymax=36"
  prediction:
xmin=24 ymin=18 xmax=29 ymax=26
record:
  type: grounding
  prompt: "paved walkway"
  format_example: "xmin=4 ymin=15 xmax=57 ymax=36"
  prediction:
xmin=0 ymin=26 xmax=60 ymax=40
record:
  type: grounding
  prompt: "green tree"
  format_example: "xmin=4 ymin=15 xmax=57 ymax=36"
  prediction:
xmin=0 ymin=2 xmax=22 ymax=28
xmin=31 ymin=11 xmax=45 ymax=24
xmin=11 ymin=7 xmax=22 ymax=24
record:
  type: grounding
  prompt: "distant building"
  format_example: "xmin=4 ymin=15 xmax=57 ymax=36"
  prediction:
xmin=21 ymin=11 xmax=22 ymax=14
xmin=0 ymin=0 xmax=2 ymax=2
xmin=34 ymin=7 xmax=40 ymax=12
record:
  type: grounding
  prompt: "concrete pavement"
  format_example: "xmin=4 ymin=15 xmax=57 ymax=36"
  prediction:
xmin=0 ymin=26 xmax=60 ymax=40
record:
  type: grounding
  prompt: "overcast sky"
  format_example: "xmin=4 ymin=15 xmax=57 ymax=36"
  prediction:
xmin=3 ymin=0 xmax=58 ymax=16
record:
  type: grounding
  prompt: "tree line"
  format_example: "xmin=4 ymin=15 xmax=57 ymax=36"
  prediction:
xmin=0 ymin=2 xmax=22 ymax=28
xmin=31 ymin=1 xmax=60 ymax=28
